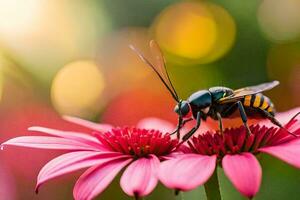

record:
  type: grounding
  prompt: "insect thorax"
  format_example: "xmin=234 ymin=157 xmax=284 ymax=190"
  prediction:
xmin=209 ymin=87 xmax=234 ymax=102
xmin=188 ymin=90 xmax=212 ymax=108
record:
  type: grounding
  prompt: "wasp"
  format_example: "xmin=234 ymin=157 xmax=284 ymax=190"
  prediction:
xmin=130 ymin=40 xmax=296 ymax=143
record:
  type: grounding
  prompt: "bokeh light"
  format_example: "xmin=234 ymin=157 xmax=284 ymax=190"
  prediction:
xmin=257 ymin=0 xmax=300 ymax=42
xmin=200 ymin=2 xmax=236 ymax=63
xmin=0 ymin=0 xmax=42 ymax=38
xmin=0 ymin=0 xmax=110 ymax=85
xmin=51 ymin=60 xmax=105 ymax=119
xmin=153 ymin=2 xmax=217 ymax=60
xmin=152 ymin=1 xmax=236 ymax=64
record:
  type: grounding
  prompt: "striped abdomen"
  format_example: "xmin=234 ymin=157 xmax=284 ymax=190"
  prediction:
xmin=242 ymin=93 xmax=275 ymax=115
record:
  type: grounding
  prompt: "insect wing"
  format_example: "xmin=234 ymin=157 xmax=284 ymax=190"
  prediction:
xmin=218 ymin=80 xmax=279 ymax=103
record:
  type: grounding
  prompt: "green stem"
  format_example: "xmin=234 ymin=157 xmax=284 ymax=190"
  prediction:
xmin=134 ymin=197 xmax=144 ymax=200
xmin=134 ymin=195 xmax=144 ymax=200
xmin=204 ymin=170 xmax=222 ymax=200
xmin=174 ymin=191 xmax=184 ymax=200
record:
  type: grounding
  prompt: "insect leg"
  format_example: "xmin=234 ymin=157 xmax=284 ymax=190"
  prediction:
xmin=170 ymin=118 xmax=193 ymax=138
xmin=170 ymin=117 xmax=182 ymax=138
xmin=216 ymin=112 xmax=223 ymax=135
xmin=260 ymin=109 xmax=297 ymax=137
xmin=237 ymin=101 xmax=252 ymax=136
xmin=180 ymin=112 xmax=201 ymax=144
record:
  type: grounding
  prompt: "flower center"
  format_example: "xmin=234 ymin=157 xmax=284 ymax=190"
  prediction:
xmin=96 ymin=127 xmax=178 ymax=158
xmin=188 ymin=125 xmax=289 ymax=158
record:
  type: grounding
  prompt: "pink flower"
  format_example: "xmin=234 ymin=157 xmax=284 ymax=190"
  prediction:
xmin=158 ymin=108 xmax=300 ymax=198
xmin=1 ymin=117 xmax=178 ymax=200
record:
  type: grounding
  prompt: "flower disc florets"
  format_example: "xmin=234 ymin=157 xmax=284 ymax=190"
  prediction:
xmin=96 ymin=127 xmax=179 ymax=158
xmin=188 ymin=125 xmax=293 ymax=158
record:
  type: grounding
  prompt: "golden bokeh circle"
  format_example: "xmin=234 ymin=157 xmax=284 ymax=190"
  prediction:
xmin=152 ymin=1 xmax=236 ymax=64
xmin=51 ymin=60 xmax=105 ymax=118
xmin=200 ymin=3 xmax=236 ymax=63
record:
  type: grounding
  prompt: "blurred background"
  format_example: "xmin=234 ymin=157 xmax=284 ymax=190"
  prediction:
xmin=0 ymin=0 xmax=299 ymax=199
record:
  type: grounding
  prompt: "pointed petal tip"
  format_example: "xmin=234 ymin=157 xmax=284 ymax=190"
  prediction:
xmin=35 ymin=185 xmax=40 ymax=194
xmin=62 ymin=115 xmax=84 ymax=124
xmin=222 ymin=153 xmax=262 ymax=198
xmin=0 ymin=144 xmax=5 ymax=150
xmin=62 ymin=115 xmax=74 ymax=121
xmin=1 ymin=140 xmax=12 ymax=149
xmin=28 ymin=126 xmax=40 ymax=131
xmin=62 ymin=115 xmax=113 ymax=132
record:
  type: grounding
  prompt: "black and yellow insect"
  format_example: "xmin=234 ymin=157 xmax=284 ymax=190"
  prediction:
xmin=130 ymin=40 xmax=294 ymax=143
xmin=172 ymin=81 xmax=287 ymax=142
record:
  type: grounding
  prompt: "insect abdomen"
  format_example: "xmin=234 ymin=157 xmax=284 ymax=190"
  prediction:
xmin=242 ymin=93 xmax=275 ymax=114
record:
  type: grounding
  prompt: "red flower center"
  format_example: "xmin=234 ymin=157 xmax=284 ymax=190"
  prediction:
xmin=188 ymin=125 xmax=293 ymax=158
xmin=95 ymin=127 xmax=178 ymax=158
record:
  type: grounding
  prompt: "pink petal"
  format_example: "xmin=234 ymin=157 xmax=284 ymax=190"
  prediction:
xmin=158 ymin=154 xmax=217 ymax=191
xmin=259 ymin=138 xmax=300 ymax=168
xmin=28 ymin=126 xmax=105 ymax=150
xmin=73 ymin=158 xmax=132 ymax=200
xmin=137 ymin=118 xmax=175 ymax=133
xmin=63 ymin=116 xmax=113 ymax=132
xmin=2 ymin=136 xmax=98 ymax=151
xmin=222 ymin=153 xmax=262 ymax=198
xmin=36 ymin=151 xmax=128 ymax=192
xmin=120 ymin=155 xmax=160 ymax=197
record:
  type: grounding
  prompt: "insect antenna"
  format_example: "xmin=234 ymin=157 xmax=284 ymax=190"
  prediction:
xmin=149 ymin=40 xmax=179 ymax=101
xmin=129 ymin=44 xmax=180 ymax=102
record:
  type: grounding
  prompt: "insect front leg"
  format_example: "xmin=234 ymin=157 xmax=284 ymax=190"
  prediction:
xmin=181 ymin=118 xmax=193 ymax=127
xmin=170 ymin=117 xmax=182 ymax=138
xmin=237 ymin=101 xmax=252 ymax=136
xmin=180 ymin=112 xmax=201 ymax=144
xmin=216 ymin=112 xmax=223 ymax=135
xmin=170 ymin=118 xmax=193 ymax=139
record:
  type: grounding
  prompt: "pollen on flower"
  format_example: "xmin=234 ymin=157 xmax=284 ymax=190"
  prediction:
xmin=188 ymin=125 xmax=293 ymax=158
xmin=95 ymin=127 xmax=178 ymax=157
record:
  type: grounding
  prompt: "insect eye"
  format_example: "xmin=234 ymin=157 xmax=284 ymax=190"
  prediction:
xmin=174 ymin=105 xmax=180 ymax=114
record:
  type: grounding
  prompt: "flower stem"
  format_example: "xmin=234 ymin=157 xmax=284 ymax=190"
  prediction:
xmin=174 ymin=191 xmax=184 ymax=200
xmin=134 ymin=194 xmax=144 ymax=200
xmin=204 ymin=170 xmax=222 ymax=200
